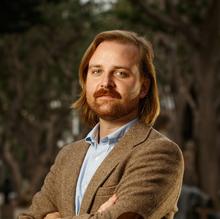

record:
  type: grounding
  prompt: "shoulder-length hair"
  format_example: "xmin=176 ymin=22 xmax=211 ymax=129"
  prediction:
xmin=72 ymin=30 xmax=160 ymax=127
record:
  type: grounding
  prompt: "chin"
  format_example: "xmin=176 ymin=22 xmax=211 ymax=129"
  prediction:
xmin=89 ymin=101 xmax=137 ymax=120
xmin=98 ymin=114 xmax=123 ymax=121
xmin=93 ymin=107 xmax=127 ymax=121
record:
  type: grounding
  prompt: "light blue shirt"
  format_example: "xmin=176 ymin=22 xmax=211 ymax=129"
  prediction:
xmin=75 ymin=118 xmax=138 ymax=214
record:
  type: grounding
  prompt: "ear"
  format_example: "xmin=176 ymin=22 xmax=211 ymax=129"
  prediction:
xmin=140 ymin=79 xmax=150 ymax=98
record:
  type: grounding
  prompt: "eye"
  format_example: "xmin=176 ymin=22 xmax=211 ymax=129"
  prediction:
xmin=114 ymin=70 xmax=129 ymax=78
xmin=89 ymin=68 xmax=102 ymax=76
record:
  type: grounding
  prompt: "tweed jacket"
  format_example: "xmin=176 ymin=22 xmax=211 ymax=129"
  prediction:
xmin=19 ymin=121 xmax=184 ymax=219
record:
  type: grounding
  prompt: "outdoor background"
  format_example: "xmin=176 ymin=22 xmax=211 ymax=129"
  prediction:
xmin=0 ymin=0 xmax=220 ymax=218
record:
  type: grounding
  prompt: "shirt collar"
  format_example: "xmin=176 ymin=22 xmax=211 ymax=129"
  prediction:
xmin=85 ymin=118 xmax=138 ymax=146
xmin=85 ymin=123 xmax=99 ymax=145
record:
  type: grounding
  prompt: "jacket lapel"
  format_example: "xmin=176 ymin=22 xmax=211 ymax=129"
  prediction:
xmin=79 ymin=122 xmax=152 ymax=214
xmin=61 ymin=140 xmax=89 ymax=216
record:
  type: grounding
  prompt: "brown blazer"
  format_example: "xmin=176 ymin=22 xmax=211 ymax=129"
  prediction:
xmin=19 ymin=121 xmax=184 ymax=219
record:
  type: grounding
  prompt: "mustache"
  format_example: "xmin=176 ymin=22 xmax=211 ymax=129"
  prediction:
xmin=94 ymin=88 xmax=121 ymax=99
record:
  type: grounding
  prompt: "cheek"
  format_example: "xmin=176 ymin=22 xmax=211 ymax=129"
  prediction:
xmin=129 ymin=89 xmax=141 ymax=99
xmin=85 ymin=80 xmax=95 ymax=94
xmin=124 ymin=82 xmax=142 ymax=98
xmin=86 ymin=76 xmax=100 ymax=93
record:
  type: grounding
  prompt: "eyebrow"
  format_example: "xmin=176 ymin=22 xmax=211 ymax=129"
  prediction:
xmin=88 ymin=64 xmax=131 ymax=71
xmin=88 ymin=65 xmax=102 ymax=69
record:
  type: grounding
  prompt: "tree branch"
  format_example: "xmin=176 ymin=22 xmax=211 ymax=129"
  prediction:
xmin=201 ymin=0 xmax=220 ymax=56
xmin=129 ymin=0 xmax=201 ymax=48
xmin=3 ymin=142 xmax=22 ymax=194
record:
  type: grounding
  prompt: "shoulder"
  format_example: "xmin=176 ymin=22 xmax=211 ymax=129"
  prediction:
xmin=54 ymin=139 xmax=87 ymax=162
xmin=127 ymin=121 xmax=183 ymax=157
xmin=147 ymin=127 xmax=183 ymax=159
xmin=127 ymin=122 xmax=184 ymax=170
xmin=60 ymin=139 xmax=86 ymax=152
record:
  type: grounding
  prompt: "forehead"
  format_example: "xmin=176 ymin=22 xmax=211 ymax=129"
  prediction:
xmin=89 ymin=41 xmax=140 ymax=66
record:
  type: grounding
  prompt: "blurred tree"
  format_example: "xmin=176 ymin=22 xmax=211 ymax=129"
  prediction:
xmin=0 ymin=0 xmax=51 ymax=34
xmin=112 ymin=0 xmax=220 ymax=207
xmin=0 ymin=0 xmax=104 ymax=205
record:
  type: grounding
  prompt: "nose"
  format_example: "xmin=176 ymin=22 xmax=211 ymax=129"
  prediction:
xmin=100 ymin=72 xmax=115 ymax=89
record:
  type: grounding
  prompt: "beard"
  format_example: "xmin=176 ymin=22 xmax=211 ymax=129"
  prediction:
xmin=86 ymin=88 xmax=140 ymax=121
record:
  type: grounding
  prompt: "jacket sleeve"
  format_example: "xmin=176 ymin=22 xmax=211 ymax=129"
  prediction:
xmin=65 ymin=139 xmax=184 ymax=219
xmin=18 ymin=147 xmax=67 ymax=219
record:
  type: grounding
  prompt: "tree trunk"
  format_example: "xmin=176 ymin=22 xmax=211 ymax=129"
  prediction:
xmin=194 ymin=52 xmax=220 ymax=207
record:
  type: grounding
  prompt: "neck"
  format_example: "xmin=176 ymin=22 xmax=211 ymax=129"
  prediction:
xmin=99 ymin=114 xmax=137 ymax=139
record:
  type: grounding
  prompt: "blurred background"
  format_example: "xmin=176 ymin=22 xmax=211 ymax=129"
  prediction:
xmin=0 ymin=0 xmax=219 ymax=218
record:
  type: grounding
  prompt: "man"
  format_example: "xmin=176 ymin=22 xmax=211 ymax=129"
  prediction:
xmin=19 ymin=30 xmax=184 ymax=219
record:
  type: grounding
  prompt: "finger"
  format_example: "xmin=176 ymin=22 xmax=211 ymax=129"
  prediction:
xmin=98 ymin=203 xmax=107 ymax=213
xmin=98 ymin=200 xmax=110 ymax=213
xmin=110 ymin=194 xmax=117 ymax=203
xmin=98 ymin=194 xmax=117 ymax=213
xmin=44 ymin=212 xmax=61 ymax=219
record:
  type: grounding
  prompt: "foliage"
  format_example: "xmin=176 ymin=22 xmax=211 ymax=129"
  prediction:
xmin=0 ymin=0 xmax=108 ymax=203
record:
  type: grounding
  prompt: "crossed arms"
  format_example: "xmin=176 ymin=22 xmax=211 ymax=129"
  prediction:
xmin=19 ymin=137 xmax=184 ymax=219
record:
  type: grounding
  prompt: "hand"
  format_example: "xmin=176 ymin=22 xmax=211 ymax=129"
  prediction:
xmin=43 ymin=212 xmax=61 ymax=219
xmin=98 ymin=194 xmax=117 ymax=213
